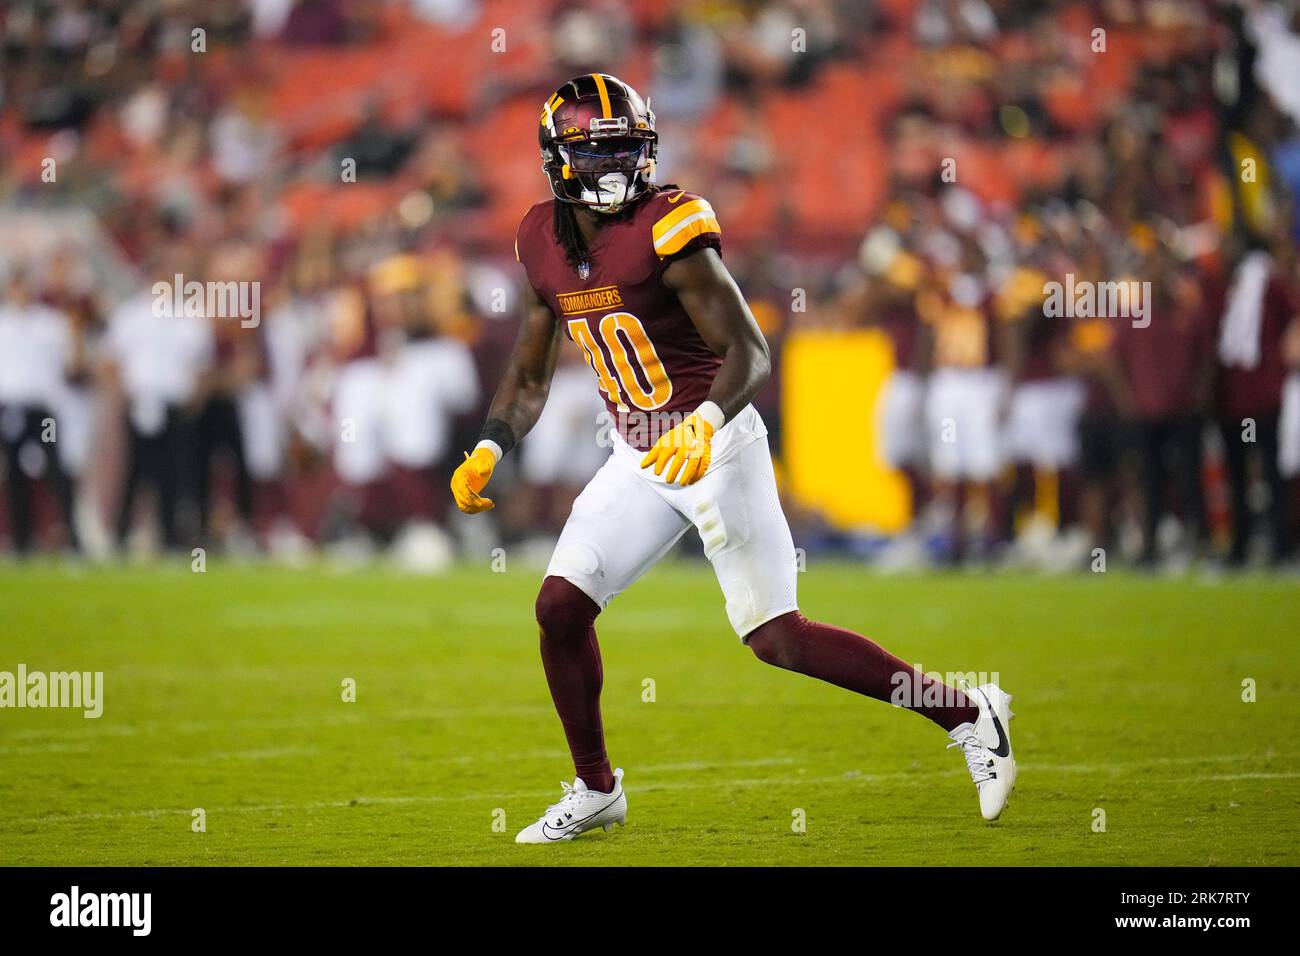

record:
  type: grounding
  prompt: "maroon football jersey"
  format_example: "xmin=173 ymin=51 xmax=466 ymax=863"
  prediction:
xmin=516 ymin=188 xmax=723 ymax=451
xmin=878 ymin=305 xmax=919 ymax=371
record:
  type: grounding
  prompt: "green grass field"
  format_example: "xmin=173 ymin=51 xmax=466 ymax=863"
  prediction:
xmin=2 ymin=560 xmax=1298 ymax=866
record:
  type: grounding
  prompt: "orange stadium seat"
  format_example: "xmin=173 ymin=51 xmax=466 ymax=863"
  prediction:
xmin=465 ymin=93 xmax=553 ymax=254
xmin=267 ymin=25 xmax=476 ymax=155
xmin=280 ymin=180 xmax=403 ymax=233
xmin=767 ymin=65 xmax=887 ymax=245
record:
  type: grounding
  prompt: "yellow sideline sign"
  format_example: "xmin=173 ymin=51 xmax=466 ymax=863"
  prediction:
xmin=781 ymin=329 xmax=909 ymax=532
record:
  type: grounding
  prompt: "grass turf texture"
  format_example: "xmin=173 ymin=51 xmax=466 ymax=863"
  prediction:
xmin=1 ymin=561 xmax=1297 ymax=866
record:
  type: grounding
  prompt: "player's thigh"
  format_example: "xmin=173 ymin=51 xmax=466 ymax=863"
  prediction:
xmin=1281 ymin=373 xmax=1300 ymax=478
xmin=1002 ymin=384 xmax=1037 ymax=464
xmin=925 ymin=369 xmax=967 ymax=478
xmin=546 ymin=452 xmax=689 ymax=610
xmin=681 ymin=437 xmax=799 ymax=639
xmin=1005 ymin=379 xmax=1080 ymax=469
xmin=879 ymin=370 xmax=924 ymax=467
xmin=964 ymin=371 xmax=1004 ymax=480
xmin=238 ymin=385 xmax=284 ymax=480
xmin=332 ymin=360 xmax=387 ymax=484
xmin=1038 ymin=379 xmax=1085 ymax=468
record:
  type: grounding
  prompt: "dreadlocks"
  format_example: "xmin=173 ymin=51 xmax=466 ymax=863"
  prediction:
xmin=552 ymin=200 xmax=590 ymax=268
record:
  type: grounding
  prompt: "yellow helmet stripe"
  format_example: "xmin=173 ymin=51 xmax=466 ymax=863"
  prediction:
xmin=591 ymin=73 xmax=612 ymax=119
xmin=540 ymin=94 xmax=564 ymax=127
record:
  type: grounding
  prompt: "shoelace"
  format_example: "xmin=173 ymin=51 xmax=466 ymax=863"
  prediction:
xmin=546 ymin=782 xmax=577 ymax=812
xmin=544 ymin=781 xmax=595 ymax=824
xmin=948 ymin=731 xmax=994 ymax=785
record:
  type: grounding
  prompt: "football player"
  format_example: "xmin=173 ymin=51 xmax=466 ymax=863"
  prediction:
xmin=451 ymin=74 xmax=1017 ymax=842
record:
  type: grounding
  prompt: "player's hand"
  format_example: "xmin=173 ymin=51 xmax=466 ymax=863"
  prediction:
xmin=451 ymin=447 xmax=497 ymax=513
xmin=640 ymin=410 xmax=715 ymax=486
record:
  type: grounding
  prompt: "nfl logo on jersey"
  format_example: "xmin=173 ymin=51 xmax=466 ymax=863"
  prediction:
xmin=578 ymin=260 xmax=591 ymax=280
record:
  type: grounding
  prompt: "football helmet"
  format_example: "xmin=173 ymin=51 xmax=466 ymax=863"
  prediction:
xmin=539 ymin=73 xmax=657 ymax=214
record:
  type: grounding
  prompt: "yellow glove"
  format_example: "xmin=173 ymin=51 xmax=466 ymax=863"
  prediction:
xmin=451 ymin=447 xmax=497 ymax=513
xmin=640 ymin=405 xmax=722 ymax=486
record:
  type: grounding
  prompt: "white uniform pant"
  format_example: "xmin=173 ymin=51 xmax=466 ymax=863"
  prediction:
xmin=545 ymin=408 xmax=799 ymax=638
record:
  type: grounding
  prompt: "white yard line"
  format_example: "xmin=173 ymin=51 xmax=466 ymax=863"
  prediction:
xmin=1205 ymin=772 xmax=1300 ymax=781
xmin=9 ymin=759 xmax=1297 ymax=827
xmin=3 ymin=706 xmax=549 ymax=741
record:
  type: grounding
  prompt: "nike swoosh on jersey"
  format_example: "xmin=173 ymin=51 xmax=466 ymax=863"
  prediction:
xmin=667 ymin=190 xmax=685 ymax=203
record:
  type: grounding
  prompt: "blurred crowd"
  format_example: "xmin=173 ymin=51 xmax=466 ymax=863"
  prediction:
xmin=1 ymin=0 xmax=1299 ymax=573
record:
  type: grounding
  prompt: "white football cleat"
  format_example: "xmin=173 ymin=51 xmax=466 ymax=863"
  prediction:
xmin=515 ymin=768 xmax=627 ymax=844
xmin=948 ymin=683 xmax=1016 ymax=821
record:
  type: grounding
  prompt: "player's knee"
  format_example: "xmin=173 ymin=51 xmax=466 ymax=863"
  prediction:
xmin=535 ymin=575 xmax=598 ymax=641
xmin=746 ymin=612 xmax=802 ymax=670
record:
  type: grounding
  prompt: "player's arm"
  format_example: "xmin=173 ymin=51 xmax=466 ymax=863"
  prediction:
xmin=638 ymin=247 xmax=769 ymax=486
xmin=451 ymin=285 xmax=562 ymax=513
xmin=484 ymin=284 xmax=564 ymax=448
xmin=663 ymin=247 xmax=770 ymax=420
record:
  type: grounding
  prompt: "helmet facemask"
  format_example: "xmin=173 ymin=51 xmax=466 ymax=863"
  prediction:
xmin=557 ymin=136 xmax=655 ymax=213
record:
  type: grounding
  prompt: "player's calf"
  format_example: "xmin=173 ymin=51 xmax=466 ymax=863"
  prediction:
xmin=746 ymin=611 xmax=980 ymax=731
xmin=535 ymin=576 xmax=616 ymax=795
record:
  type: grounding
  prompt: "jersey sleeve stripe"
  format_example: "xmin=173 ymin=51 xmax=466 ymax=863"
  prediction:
xmin=653 ymin=209 xmax=722 ymax=257
xmin=651 ymin=198 xmax=716 ymax=240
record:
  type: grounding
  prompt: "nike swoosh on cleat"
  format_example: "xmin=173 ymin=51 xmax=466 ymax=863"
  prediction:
xmin=539 ymin=792 xmax=621 ymax=841
xmin=980 ymin=689 xmax=1012 ymax=758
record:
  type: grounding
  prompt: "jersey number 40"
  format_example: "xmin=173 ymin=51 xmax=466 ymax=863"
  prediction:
xmin=567 ymin=313 xmax=673 ymax=411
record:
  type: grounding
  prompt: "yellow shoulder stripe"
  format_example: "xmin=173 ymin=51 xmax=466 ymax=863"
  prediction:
xmin=652 ymin=198 xmax=721 ymax=257
xmin=652 ymin=198 xmax=713 ymax=238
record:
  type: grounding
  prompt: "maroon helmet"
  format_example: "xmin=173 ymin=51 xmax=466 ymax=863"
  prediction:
xmin=538 ymin=73 xmax=658 ymax=214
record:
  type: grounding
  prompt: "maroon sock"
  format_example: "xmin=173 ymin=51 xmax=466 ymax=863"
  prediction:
xmin=535 ymin=576 xmax=615 ymax=794
xmin=746 ymin=611 xmax=979 ymax=731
